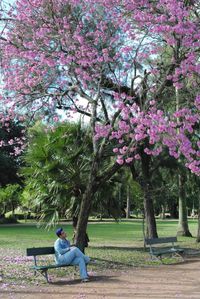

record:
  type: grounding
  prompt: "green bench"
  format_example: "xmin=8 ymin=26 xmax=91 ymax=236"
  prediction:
xmin=26 ymin=247 xmax=73 ymax=283
xmin=145 ymin=237 xmax=184 ymax=262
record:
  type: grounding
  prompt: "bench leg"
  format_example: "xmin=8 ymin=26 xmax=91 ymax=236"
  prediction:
xmin=41 ymin=270 xmax=49 ymax=283
xmin=158 ymin=255 xmax=164 ymax=264
xmin=150 ymin=254 xmax=163 ymax=263
xmin=172 ymin=252 xmax=184 ymax=261
xmin=33 ymin=269 xmax=50 ymax=283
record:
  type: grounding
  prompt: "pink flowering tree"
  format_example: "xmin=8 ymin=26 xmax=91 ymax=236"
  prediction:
xmin=0 ymin=0 xmax=200 ymax=248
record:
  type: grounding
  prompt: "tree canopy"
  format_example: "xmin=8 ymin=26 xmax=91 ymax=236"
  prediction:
xmin=0 ymin=0 xmax=199 ymax=174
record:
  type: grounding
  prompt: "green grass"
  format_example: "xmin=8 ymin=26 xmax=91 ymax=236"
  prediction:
xmin=0 ymin=219 xmax=200 ymax=286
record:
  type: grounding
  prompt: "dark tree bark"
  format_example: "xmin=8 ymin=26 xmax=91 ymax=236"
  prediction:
xmin=169 ymin=202 xmax=178 ymax=219
xmin=141 ymin=151 xmax=158 ymax=239
xmin=129 ymin=153 xmax=158 ymax=238
xmin=143 ymin=180 xmax=158 ymax=238
xmin=75 ymin=160 xmax=98 ymax=252
xmin=177 ymin=174 xmax=192 ymax=237
xmin=75 ymin=190 xmax=93 ymax=253
xmin=126 ymin=185 xmax=131 ymax=219
xmin=196 ymin=196 xmax=200 ymax=242
xmin=161 ymin=205 xmax=166 ymax=219
xmin=75 ymin=158 xmax=122 ymax=252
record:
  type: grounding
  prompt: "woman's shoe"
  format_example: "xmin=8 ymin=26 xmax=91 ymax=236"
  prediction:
xmin=82 ymin=278 xmax=89 ymax=283
xmin=89 ymin=259 xmax=97 ymax=264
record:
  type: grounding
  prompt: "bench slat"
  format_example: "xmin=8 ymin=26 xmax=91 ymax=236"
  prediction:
xmin=153 ymin=247 xmax=184 ymax=256
xmin=31 ymin=264 xmax=70 ymax=270
xmin=27 ymin=247 xmax=55 ymax=256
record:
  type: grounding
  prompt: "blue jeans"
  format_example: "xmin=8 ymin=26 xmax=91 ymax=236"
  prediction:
xmin=57 ymin=247 xmax=90 ymax=279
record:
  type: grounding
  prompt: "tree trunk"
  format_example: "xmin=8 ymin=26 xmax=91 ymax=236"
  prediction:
xmin=75 ymin=161 xmax=98 ymax=252
xmin=196 ymin=196 xmax=200 ymax=242
xmin=161 ymin=205 xmax=166 ymax=219
xmin=0 ymin=205 xmax=7 ymax=219
xmin=141 ymin=151 xmax=158 ymax=239
xmin=175 ymin=85 xmax=192 ymax=237
xmin=177 ymin=174 xmax=192 ymax=237
xmin=169 ymin=202 xmax=178 ymax=219
xmin=75 ymin=154 xmax=122 ymax=252
xmin=143 ymin=181 xmax=158 ymax=238
xmin=75 ymin=189 xmax=93 ymax=252
xmin=126 ymin=185 xmax=130 ymax=219
xmin=12 ymin=203 xmax=15 ymax=216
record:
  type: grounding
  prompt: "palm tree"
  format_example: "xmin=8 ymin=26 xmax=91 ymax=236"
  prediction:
xmin=22 ymin=121 xmax=92 ymax=227
xmin=22 ymin=121 xmax=125 ymax=225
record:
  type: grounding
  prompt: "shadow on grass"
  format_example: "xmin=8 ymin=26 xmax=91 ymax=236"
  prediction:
xmin=89 ymin=257 xmax=133 ymax=267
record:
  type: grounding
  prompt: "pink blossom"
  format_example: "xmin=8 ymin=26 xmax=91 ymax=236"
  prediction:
xmin=0 ymin=0 xmax=199 ymax=175
xmin=125 ymin=157 xmax=133 ymax=163
xmin=113 ymin=148 xmax=119 ymax=153
xmin=116 ymin=156 xmax=124 ymax=165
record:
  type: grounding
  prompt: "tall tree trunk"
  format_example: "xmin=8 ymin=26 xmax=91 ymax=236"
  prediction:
xmin=175 ymin=85 xmax=192 ymax=237
xmin=126 ymin=185 xmax=130 ymax=219
xmin=0 ymin=205 xmax=7 ymax=219
xmin=12 ymin=203 xmax=15 ymax=216
xmin=169 ymin=202 xmax=178 ymax=219
xmin=141 ymin=151 xmax=158 ymax=238
xmin=75 ymin=160 xmax=98 ymax=252
xmin=75 ymin=159 xmax=122 ymax=252
xmin=75 ymin=188 xmax=94 ymax=252
xmin=196 ymin=195 xmax=200 ymax=242
xmin=143 ymin=181 xmax=158 ymax=238
xmin=177 ymin=174 xmax=192 ymax=237
xmin=161 ymin=205 xmax=166 ymax=219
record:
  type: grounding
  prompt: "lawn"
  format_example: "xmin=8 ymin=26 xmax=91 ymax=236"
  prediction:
xmin=0 ymin=219 xmax=200 ymax=286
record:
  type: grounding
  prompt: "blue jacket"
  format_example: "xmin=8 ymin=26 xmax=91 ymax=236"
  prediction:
xmin=54 ymin=238 xmax=71 ymax=264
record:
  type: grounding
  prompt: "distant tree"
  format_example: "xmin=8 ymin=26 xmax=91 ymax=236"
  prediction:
xmin=0 ymin=184 xmax=21 ymax=218
xmin=0 ymin=119 xmax=24 ymax=186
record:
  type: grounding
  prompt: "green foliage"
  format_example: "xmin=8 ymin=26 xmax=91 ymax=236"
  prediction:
xmin=92 ymin=177 xmax=123 ymax=219
xmin=22 ymin=121 xmax=138 ymax=225
xmin=117 ymin=167 xmax=144 ymax=213
xmin=0 ymin=184 xmax=22 ymax=217
xmin=0 ymin=120 xmax=24 ymax=186
xmin=150 ymin=154 xmax=200 ymax=217
xmin=21 ymin=121 xmax=92 ymax=226
xmin=184 ymin=172 xmax=200 ymax=213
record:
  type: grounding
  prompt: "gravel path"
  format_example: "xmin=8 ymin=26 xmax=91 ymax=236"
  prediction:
xmin=1 ymin=256 xmax=200 ymax=299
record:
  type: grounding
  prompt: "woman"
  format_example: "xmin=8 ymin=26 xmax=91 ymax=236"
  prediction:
xmin=54 ymin=227 xmax=90 ymax=282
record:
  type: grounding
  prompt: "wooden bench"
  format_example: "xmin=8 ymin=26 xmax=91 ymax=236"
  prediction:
xmin=145 ymin=237 xmax=184 ymax=262
xmin=26 ymin=247 xmax=73 ymax=283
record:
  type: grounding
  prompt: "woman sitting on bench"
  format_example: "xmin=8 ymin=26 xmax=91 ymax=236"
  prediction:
xmin=54 ymin=227 xmax=90 ymax=282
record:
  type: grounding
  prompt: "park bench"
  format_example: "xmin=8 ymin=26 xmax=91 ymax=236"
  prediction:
xmin=26 ymin=247 xmax=74 ymax=283
xmin=145 ymin=237 xmax=184 ymax=262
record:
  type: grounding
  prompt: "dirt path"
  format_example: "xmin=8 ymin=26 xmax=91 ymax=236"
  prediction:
xmin=1 ymin=257 xmax=200 ymax=299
